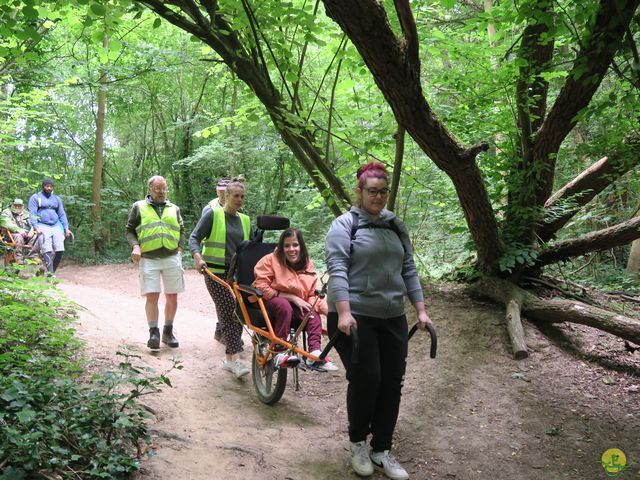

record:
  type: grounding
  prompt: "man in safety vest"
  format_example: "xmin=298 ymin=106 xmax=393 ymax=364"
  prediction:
xmin=126 ymin=175 xmax=185 ymax=350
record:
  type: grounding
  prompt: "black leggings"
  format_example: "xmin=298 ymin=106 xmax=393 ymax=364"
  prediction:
xmin=328 ymin=312 xmax=408 ymax=452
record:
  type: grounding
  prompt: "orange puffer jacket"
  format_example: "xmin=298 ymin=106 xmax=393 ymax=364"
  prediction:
xmin=253 ymin=252 xmax=328 ymax=315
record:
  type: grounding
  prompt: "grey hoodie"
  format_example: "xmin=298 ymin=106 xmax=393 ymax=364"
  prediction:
xmin=325 ymin=206 xmax=424 ymax=318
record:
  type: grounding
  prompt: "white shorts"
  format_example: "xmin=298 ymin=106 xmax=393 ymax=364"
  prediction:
xmin=39 ymin=224 xmax=66 ymax=252
xmin=139 ymin=253 xmax=185 ymax=295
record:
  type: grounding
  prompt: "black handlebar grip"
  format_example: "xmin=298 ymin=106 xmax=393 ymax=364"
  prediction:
xmin=350 ymin=325 xmax=359 ymax=365
xmin=319 ymin=325 xmax=360 ymax=367
xmin=408 ymin=322 xmax=437 ymax=359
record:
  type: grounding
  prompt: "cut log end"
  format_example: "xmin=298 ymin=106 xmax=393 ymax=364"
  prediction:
xmin=514 ymin=350 xmax=529 ymax=360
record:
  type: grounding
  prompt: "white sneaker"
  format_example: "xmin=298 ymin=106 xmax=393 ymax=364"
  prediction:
xmin=350 ymin=441 xmax=374 ymax=476
xmin=274 ymin=352 xmax=300 ymax=368
xmin=370 ymin=450 xmax=409 ymax=480
xmin=307 ymin=349 xmax=339 ymax=371
xmin=222 ymin=359 xmax=249 ymax=378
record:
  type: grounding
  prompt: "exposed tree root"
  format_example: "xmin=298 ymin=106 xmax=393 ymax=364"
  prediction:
xmin=472 ymin=276 xmax=640 ymax=359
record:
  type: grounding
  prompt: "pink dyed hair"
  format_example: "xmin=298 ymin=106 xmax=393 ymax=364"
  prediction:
xmin=356 ymin=162 xmax=388 ymax=189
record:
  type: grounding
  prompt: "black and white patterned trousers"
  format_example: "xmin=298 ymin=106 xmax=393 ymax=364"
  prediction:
xmin=203 ymin=269 xmax=243 ymax=355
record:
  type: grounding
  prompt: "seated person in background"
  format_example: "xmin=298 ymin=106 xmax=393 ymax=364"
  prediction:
xmin=0 ymin=198 xmax=41 ymax=264
xmin=253 ymin=227 xmax=338 ymax=371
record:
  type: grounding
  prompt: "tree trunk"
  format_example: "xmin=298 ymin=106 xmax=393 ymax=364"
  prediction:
xmin=387 ymin=124 xmax=404 ymax=212
xmin=484 ymin=0 xmax=495 ymax=41
xmin=626 ymin=239 xmax=640 ymax=275
xmin=91 ymin=35 xmax=108 ymax=255
xmin=474 ymin=276 xmax=640 ymax=346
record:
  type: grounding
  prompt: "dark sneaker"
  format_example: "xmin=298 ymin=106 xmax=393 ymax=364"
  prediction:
xmin=370 ymin=450 xmax=409 ymax=480
xmin=162 ymin=325 xmax=179 ymax=348
xmin=147 ymin=327 xmax=160 ymax=350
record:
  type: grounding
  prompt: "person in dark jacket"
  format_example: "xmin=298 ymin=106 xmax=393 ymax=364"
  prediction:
xmin=325 ymin=162 xmax=433 ymax=480
xmin=28 ymin=177 xmax=72 ymax=275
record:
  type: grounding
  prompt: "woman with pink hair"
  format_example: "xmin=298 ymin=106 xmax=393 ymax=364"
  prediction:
xmin=325 ymin=162 xmax=433 ymax=480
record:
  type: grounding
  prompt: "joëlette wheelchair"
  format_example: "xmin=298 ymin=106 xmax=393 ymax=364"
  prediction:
xmin=0 ymin=227 xmax=44 ymax=272
xmin=202 ymin=215 xmax=437 ymax=406
xmin=1 ymin=227 xmax=18 ymax=268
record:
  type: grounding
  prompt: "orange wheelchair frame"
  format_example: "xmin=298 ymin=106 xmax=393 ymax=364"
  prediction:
xmin=0 ymin=227 xmax=45 ymax=273
xmin=203 ymin=266 xmax=332 ymax=405
xmin=0 ymin=227 xmax=18 ymax=267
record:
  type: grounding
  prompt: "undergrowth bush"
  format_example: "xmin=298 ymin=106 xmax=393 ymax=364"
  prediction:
xmin=0 ymin=273 xmax=178 ymax=479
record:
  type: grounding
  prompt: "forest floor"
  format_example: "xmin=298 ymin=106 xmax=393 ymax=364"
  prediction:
xmin=55 ymin=263 xmax=640 ymax=480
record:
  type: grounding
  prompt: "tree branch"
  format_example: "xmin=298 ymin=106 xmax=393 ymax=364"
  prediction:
xmin=393 ymin=0 xmax=419 ymax=66
xmin=239 ymin=0 xmax=272 ymax=84
xmin=533 ymin=0 xmax=640 ymax=206
xmin=201 ymin=0 xmax=218 ymax=24
xmin=536 ymin=216 xmax=640 ymax=266
xmin=538 ymin=138 xmax=640 ymax=241
xmin=387 ymin=125 xmax=405 ymax=212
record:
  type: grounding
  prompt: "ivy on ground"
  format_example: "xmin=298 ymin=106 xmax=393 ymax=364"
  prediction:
xmin=0 ymin=272 xmax=178 ymax=479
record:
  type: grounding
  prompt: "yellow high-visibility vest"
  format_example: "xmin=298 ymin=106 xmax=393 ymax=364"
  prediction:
xmin=135 ymin=201 xmax=180 ymax=253
xmin=202 ymin=207 xmax=250 ymax=272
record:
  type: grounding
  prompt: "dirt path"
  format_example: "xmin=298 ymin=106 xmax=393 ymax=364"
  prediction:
xmin=56 ymin=264 xmax=640 ymax=480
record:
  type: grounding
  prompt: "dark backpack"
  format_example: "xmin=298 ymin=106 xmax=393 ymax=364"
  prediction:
xmin=349 ymin=210 xmax=406 ymax=255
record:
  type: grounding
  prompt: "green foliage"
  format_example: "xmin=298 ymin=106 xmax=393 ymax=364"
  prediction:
xmin=498 ymin=243 xmax=539 ymax=274
xmin=0 ymin=274 xmax=79 ymax=375
xmin=1 ymin=0 xmax=638 ymax=281
xmin=0 ymin=273 xmax=179 ymax=478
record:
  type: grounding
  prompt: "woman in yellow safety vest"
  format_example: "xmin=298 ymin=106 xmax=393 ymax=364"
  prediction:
xmin=189 ymin=178 xmax=252 ymax=378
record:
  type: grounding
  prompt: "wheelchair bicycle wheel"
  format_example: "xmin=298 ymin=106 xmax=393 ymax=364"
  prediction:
xmin=251 ymin=337 xmax=287 ymax=405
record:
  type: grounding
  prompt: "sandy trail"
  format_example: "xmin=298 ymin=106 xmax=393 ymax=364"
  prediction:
xmin=56 ymin=263 xmax=640 ymax=480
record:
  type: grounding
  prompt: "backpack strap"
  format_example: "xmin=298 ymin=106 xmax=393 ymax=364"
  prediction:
xmin=349 ymin=210 xmax=405 ymax=255
xmin=349 ymin=210 xmax=359 ymax=255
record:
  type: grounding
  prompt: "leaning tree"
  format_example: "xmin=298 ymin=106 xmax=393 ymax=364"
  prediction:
xmin=320 ymin=0 xmax=640 ymax=357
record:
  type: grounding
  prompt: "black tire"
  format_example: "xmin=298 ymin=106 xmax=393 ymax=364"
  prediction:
xmin=252 ymin=346 xmax=287 ymax=405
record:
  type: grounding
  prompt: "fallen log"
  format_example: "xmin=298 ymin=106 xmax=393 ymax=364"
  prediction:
xmin=506 ymin=298 xmax=529 ymax=360
xmin=471 ymin=277 xmax=528 ymax=359
xmin=472 ymin=276 xmax=640 ymax=353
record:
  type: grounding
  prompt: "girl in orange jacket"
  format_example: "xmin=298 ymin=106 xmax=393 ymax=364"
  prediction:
xmin=253 ymin=227 xmax=337 ymax=370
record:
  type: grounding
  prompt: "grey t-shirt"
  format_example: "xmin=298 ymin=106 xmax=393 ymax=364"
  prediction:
xmin=189 ymin=207 xmax=253 ymax=265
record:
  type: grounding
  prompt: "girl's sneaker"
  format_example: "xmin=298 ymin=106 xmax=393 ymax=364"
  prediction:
xmin=307 ymin=349 xmax=339 ymax=371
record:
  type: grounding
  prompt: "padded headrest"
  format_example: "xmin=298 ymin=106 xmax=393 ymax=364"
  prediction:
xmin=257 ymin=215 xmax=290 ymax=231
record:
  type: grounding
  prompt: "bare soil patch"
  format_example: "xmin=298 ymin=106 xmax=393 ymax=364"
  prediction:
xmin=55 ymin=263 xmax=640 ymax=479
